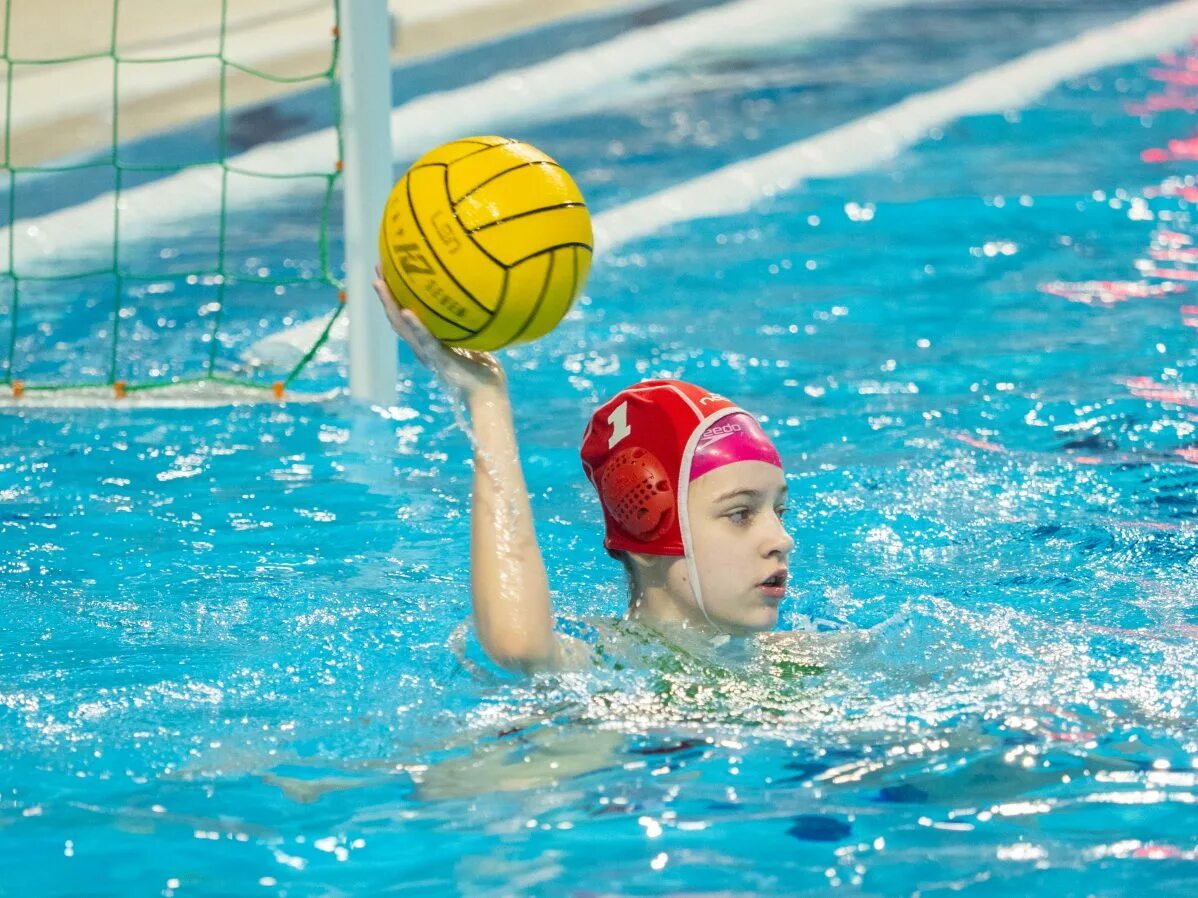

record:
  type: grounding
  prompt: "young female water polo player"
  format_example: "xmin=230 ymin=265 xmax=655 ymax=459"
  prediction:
xmin=374 ymin=277 xmax=794 ymax=674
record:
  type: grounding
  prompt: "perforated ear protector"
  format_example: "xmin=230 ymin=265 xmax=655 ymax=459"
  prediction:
xmin=597 ymin=447 xmax=675 ymax=541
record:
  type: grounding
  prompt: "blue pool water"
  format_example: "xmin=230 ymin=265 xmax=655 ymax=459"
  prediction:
xmin=3 ymin=0 xmax=1198 ymax=894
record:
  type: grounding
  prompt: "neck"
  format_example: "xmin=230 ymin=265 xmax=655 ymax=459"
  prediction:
xmin=628 ymin=579 xmax=721 ymax=638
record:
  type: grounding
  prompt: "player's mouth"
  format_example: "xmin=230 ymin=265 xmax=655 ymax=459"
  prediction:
xmin=756 ymin=568 xmax=788 ymax=600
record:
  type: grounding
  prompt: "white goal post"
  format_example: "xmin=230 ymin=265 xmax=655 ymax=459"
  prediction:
xmin=338 ymin=0 xmax=399 ymax=405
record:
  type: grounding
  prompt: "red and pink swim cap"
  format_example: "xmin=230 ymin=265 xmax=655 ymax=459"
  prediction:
xmin=580 ymin=379 xmax=783 ymax=557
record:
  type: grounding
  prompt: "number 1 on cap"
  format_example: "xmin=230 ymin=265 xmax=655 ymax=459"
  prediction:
xmin=607 ymin=401 xmax=631 ymax=449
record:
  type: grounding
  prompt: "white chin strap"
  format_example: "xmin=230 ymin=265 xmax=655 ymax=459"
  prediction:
xmin=676 ymin=407 xmax=743 ymax=632
xmin=683 ymin=551 xmax=716 ymax=628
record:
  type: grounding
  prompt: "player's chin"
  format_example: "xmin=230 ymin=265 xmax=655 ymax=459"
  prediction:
xmin=723 ymin=599 xmax=781 ymax=636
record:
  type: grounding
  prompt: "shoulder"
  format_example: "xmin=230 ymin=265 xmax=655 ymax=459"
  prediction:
xmin=562 ymin=617 xmax=664 ymax=672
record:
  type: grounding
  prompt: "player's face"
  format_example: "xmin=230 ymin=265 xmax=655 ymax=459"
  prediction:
xmin=687 ymin=461 xmax=793 ymax=634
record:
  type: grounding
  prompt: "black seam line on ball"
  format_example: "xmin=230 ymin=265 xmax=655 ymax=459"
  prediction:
xmin=404 ymin=169 xmax=496 ymax=314
xmin=408 ymin=138 xmax=515 ymax=176
xmin=442 ymin=269 xmax=510 ymax=345
xmin=443 ymin=165 xmax=512 ymax=274
xmin=450 ymin=138 xmax=507 ymax=147
xmin=467 ymin=202 xmax=587 ymax=234
xmin=507 ymin=242 xmax=592 ymax=268
xmin=382 ymin=244 xmax=479 ymax=336
xmin=451 ymin=160 xmax=564 ymax=205
xmin=400 ymin=161 xmax=505 ymax=273
xmin=505 ymin=248 xmax=557 ymax=347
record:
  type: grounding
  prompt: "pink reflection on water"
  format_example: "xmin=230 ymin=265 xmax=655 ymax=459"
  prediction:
xmin=1175 ymin=446 xmax=1198 ymax=464
xmin=1119 ymin=375 xmax=1198 ymax=408
xmin=1156 ymin=50 xmax=1198 ymax=72
xmin=995 ymin=55 xmax=1198 ymax=477
xmin=1139 ymin=50 xmax=1198 ymax=158
xmin=951 ymin=432 xmax=1006 ymax=453
xmin=1141 ymin=136 xmax=1198 ymax=162
xmin=1147 ymin=68 xmax=1198 ymax=87
xmin=1148 ymin=184 xmax=1198 ymax=203
xmin=1126 ymin=93 xmax=1198 ymax=115
xmin=1137 ymin=266 xmax=1198 ymax=280
xmin=1131 ymin=844 xmax=1190 ymax=860
xmin=1041 ymin=705 xmax=1097 ymax=742
xmin=1037 ymin=280 xmax=1185 ymax=305
xmin=1147 ymin=227 xmax=1192 ymax=247
xmin=1147 ymin=246 xmax=1198 ymax=262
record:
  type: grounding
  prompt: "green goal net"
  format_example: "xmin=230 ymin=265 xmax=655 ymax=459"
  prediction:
xmin=0 ymin=0 xmax=349 ymax=404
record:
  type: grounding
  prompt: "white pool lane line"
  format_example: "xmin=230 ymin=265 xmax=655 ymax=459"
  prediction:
xmin=249 ymin=0 xmax=1198 ymax=365
xmin=593 ymin=0 xmax=1198 ymax=250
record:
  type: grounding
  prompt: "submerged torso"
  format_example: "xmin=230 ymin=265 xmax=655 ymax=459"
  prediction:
xmin=556 ymin=617 xmax=833 ymax=728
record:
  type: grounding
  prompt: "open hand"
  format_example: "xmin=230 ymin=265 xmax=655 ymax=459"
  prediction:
xmin=373 ymin=269 xmax=506 ymax=397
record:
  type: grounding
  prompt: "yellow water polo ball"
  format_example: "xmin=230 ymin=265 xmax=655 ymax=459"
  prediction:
xmin=378 ymin=136 xmax=593 ymax=351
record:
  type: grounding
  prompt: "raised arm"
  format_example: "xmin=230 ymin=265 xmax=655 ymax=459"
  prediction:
xmin=373 ymin=276 xmax=563 ymax=673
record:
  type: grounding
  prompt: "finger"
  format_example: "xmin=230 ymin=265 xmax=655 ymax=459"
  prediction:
xmin=385 ymin=308 xmax=448 ymax=372
xmin=400 ymin=310 xmax=452 ymax=364
xmin=392 ymin=313 xmax=432 ymax=361
xmin=372 ymin=284 xmax=427 ymax=354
